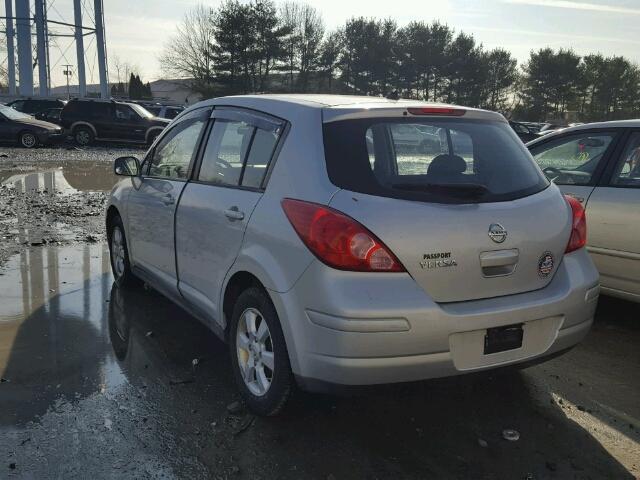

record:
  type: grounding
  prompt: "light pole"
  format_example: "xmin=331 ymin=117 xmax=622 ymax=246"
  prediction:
xmin=63 ymin=65 xmax=74 ymax=100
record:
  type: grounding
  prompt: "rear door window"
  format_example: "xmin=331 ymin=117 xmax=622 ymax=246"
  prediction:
xmin=530 ymin=132 xmax=615 ymax=186
xmin=611 ymin=132 xmax=640 ymax=187
xmin=198 ymin=120 xmax=253 ymax=186
xmin=241 ymin=128 xmax=280 ymax=188
xmin=329 ymin=118 xmax=547 ymax=203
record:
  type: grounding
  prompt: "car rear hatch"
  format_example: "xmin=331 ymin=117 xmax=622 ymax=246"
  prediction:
xmin=322 ymin=104 xmax=572 ymax=303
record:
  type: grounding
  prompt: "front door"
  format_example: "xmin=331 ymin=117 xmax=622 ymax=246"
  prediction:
xmin=112 ymin=104 xmax=146 ymax=141
xmin=529 ymin=129 xmax=621 ymax=207
xmin=176 ymin=108 xmax=284 ymax=326
xmin=126 ymin=110 xmax=209 ymax=295
xmin=586 ymin=131 xmax=640 ymax=300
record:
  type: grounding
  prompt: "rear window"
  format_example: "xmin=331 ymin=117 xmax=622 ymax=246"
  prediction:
xmin=323 ymin=118 xmax=549 ymax=204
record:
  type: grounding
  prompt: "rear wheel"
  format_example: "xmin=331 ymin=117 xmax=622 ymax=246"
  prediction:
xmin=108 ymin=215 xmax=138 ymax=287
xmin=229 ymin=287 xmax=293 ymax=416
xmin=19 ymin=131 xmax=38 ymax=148
xmin=74 ymin=126 xmax=94 ymax=146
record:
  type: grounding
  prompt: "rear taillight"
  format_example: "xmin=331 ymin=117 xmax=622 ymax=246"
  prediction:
xmin=407 ymin=107 xmax=466 ymax=116
xmin=565 ymin=195 xmax=587 ymax=253
xmin=281 ymin=198 xmax=405 ymax=272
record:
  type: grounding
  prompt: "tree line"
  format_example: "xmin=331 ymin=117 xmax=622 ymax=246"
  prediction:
xmin=160 ymin=0 xmax=640 ymax=122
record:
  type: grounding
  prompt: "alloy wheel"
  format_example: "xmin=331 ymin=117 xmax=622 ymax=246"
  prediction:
xmin=236 ymin=307 xmax=274 ymax=396
xmin=110 ymin=226 xmax=126 ymax=279
xmin=21 ymin=133 xmax=36 ymax=148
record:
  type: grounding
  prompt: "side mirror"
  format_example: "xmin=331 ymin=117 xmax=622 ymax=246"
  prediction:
xmin=114 ymin=156 xmax=140 ymax=176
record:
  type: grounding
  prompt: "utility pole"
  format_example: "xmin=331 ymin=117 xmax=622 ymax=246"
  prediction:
xmin=4 ymin=0 xmax=16 ymax=95
xmin=63 ymin=65 xmax=74 ymax=100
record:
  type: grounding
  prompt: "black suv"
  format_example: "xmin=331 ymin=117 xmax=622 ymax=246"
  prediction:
xmin=59 ymin=99 xmax=170 ymax=146
xmin=6 ymin=98 xmax=66 ymax=115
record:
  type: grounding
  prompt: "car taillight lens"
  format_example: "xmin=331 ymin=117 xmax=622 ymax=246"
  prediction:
xmin=281 ymin=198 xmax=405 ymax=272
xmin=407 ymin=107 xmax=466 ymax=116
xmin=565 ymin=195 xmax=587 ymax=253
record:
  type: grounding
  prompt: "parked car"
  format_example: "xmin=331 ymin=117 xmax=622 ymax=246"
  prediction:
xmin=107 ymin=95 xmax=599 ymax=415
xmin=141 ymin=103 xmax=185 ymax=120
xmin=59 ymin=99 xmax=170 ymax=146
xmin=527 ymin=121 xmax=640 ymax=303
xmin=6 ymin=98 xmax=66 ymax=115
xmin=35 ymin=107 xmax=63 ymax=125
xmin=0 ymin=104 xmax=65 ymax=148
xmin=509 ymin=121 xmax=538 ymax=143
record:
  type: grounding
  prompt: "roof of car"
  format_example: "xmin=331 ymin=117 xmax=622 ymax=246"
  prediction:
xmin=191 ymin=94 xmax=503 ymax=122
xmin=526 ymin=119 xmax=640 ymax=146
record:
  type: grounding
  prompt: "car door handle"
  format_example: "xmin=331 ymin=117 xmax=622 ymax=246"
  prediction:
xmin=161 ymin=194 xmax=175 ymax=206
xmin=224 ymin=207 xmax=245 ymax=221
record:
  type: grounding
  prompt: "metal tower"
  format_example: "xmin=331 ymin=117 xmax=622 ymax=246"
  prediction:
xmin=2 ymin=0 xmax=109 ymax=98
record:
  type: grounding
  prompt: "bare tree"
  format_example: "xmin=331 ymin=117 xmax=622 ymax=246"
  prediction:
xmin=110 ymin=54 xmax=139 ymax=93
xmin=279 ymin=2 xmax=324 ymax=91
xmin=159 ymin=5 xmax=216 ymax=93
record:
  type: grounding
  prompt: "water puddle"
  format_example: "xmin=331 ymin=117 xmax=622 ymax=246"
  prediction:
xmin=0 ymin=244 xmax=226 ymax=428
xmin=0 ymin=161 xmax=117 ymax=194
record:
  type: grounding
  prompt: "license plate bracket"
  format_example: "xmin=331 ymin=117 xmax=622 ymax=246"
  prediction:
xmin=484 ymin=324 xmax=523 ymax=354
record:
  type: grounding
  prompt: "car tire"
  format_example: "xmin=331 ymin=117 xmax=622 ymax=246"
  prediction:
xmin=19 ymin=131 xmax=38 ymax=148
xmin=74 ymin=126 xmax=94 ymax=146
xmin=229 ymin=286 xmax=293 ymax=416
xmin=108 ymin=215 xmax=139 ymax=287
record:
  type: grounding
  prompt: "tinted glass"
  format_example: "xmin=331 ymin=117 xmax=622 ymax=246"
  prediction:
xmin=198 ymin=120 xmax=253 ymax=186
xmin=325 ymin=118 xmax=548 ymax=204
xmin=148 ymin=117 xmax=205 ymax=179
xmin=611 ymin=132 xmax=640 ymax=187
xmin=10 ymin=101 xmax=24 ymax=111
xmin=115 ymin=105 xmax=139 ymax=121
xmin=242 ymin=128 xmax=280 ymax=188
xmin=165 ymin=108 xmax=183 ymax=119
xmin=530 ymin=132 xmax=614 ymax=185
xmin=146 ymin=106 xmax=161 ymax=116
xmin=91 ymin=103 xmax=111 ymax=119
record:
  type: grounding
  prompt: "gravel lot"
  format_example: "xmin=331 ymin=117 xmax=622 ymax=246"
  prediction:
xmin=0 ymin=146 xmax=638 ymax=479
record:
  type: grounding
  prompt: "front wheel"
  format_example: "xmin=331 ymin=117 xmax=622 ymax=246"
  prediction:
xmin=229 ymin=287 xmax=293 ymax=416
xmin=19 ymin=131 xmax=38 ymax=148
xmin=108 ymin=215 xmax=138 ymax=287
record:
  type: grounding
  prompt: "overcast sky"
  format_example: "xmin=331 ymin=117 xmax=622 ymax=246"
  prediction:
xmin=35 ymin=0 xmax=640 ymax=87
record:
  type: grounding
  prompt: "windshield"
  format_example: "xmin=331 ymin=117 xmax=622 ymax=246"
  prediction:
xmin=323 ymin=118 xmax=549 ymax=204
xmin=0 ymin=105 xmax=32 ymax=121
xmin=130 ymin=104 xmax=154 ymax=119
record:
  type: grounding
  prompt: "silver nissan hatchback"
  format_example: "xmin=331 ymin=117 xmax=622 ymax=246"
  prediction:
xmin=107 ymin=95 xmax=600 ymax=415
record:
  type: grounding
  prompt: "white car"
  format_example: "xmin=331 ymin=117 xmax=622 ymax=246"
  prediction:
xmin=107 ymin=95 xmax=599 ymax=415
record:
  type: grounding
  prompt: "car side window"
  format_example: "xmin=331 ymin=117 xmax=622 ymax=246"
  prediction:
xmin=611 ymin=132 xmax=640 ymax=187
xmin=198 ymin=120 xmax=253 ymax=186
xmin=241 ymin=127 xmax=280 ymax=188
xmin=530 ymin=133 xmax=615 ymax=185
xmin=115 ymin=105 xmax=137 ymax=121
xmin=148 ymin=117 xmax=206 ymax=180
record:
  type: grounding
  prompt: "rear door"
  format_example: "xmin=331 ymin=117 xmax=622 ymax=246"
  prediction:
xmin=126 ymin=108 xmax=209 ymax=296
xmin=324 ymin=115 xmax=570 ymax=303
xmin=585 ymin=130 xmax=640 ymax=300
xmin=175 ymin=108 xmax=284 ymax=325
xmin=90 ymin=102 xmax=115 ymax=138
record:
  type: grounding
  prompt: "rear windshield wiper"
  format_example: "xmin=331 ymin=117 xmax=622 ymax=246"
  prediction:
xmin=391 ymin=182 xmax=489 ymax=197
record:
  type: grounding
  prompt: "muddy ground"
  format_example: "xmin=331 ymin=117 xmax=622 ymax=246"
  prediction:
xmin=0 ymin=148 xmax=638 ymax=479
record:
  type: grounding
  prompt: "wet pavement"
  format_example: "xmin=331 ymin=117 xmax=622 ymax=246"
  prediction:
xmin=0 ymin=151 xmax=137 ymax=265
xmin=1 ymin=243 xmax=638 ymax=479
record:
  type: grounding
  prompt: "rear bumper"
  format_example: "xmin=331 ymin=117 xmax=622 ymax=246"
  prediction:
xmin=269 ymin=248 xmax=599 ymax=389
